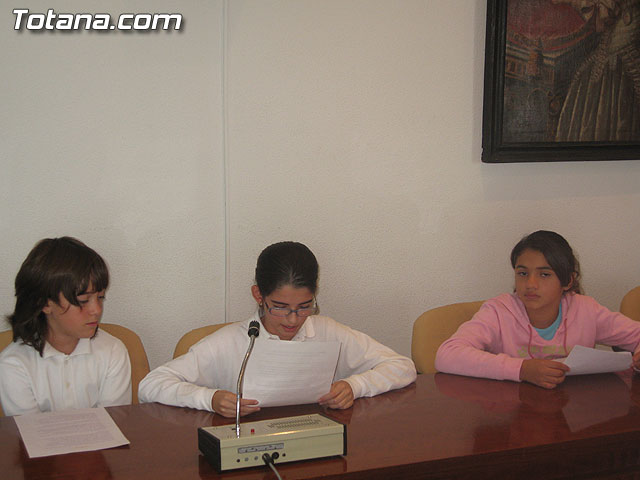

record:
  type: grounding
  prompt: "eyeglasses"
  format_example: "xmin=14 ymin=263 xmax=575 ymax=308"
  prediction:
xmin=263 ymin=299 xmax=319 ymax=318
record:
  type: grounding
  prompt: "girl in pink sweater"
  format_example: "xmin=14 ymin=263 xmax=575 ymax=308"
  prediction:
xmin=435 ymin=230 xmax=640 ymax=389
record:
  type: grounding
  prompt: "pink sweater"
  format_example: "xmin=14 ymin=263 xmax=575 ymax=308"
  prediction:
xmin=435 ymin=293 xmax=640 ymax=382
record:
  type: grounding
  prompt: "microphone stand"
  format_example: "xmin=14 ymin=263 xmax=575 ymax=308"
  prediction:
xmin=236 ymin=320 xmax=260 ymax=437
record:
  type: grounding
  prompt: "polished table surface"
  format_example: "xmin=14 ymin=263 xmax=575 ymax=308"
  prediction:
xmin=3 ymin=372 xmax=640 ymax=479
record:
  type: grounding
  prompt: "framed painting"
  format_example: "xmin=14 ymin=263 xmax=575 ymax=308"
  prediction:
xmin=482 ymin=0 xmax=640 ymax=163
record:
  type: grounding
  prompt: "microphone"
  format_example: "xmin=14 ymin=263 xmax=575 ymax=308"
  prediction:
xmin=198 ymin=319 xmax=345 ymax=472
xmin=247 ymin=320 xmax=260 ymax=338
xmin=236 ymin=320 xmax=260 ymax=437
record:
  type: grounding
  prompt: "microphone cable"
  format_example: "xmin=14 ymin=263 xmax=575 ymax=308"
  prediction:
xmin=262 ymin=453 xmax=283 ymax=480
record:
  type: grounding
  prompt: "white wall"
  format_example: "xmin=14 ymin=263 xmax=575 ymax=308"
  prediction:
xmin=2 ymin=0 xmax=640 ymax=369
xmin=1 ymin=0 xmax=226 ymax=368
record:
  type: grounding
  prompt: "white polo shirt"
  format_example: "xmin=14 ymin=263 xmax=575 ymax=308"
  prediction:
xmin=138 ymin=313 xmax=417 ymax=412
xmin=0 ymin=329 xmax=131 ymax=416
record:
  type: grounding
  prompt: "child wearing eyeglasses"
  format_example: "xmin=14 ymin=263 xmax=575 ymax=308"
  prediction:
xmin=435 ymin=230 xmax=640 ymax=389
xmin=0 ymin=237 xmax=131 ymax=416
xmin=139 ymin=241 xmax=416 ymax=417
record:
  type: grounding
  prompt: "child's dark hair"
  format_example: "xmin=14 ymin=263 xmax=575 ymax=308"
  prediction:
xmin=7 ymin=237 xmax=109 ymax=355
xmin=510 ymin=230 xmax=581 ymax=294
xmin=255 ymin=242 xmax=319 ymax=296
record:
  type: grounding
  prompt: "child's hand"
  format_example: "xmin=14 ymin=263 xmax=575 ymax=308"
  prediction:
xmin=212 ymin=390 xmax=260 ymax=417
xmin=519 ymin=359 xmax=570 ymax=389
xmin=632 ymin=349 xmax=640 ymax=371
xmin=318 ymin=381 xmax=354 ymax=409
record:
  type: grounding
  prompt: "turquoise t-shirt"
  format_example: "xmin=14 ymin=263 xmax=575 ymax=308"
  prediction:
xmin=533 ymin=304 xmax=562 ymax=340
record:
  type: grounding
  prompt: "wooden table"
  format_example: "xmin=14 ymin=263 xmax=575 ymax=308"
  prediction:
xmin=3 ymin=372 xmax=640 ymax=479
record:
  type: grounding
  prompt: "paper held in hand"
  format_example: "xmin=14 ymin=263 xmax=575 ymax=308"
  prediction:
xmin=561 ymin=345 xmax=632 ymax=376
xmin=242 ymin=340 xmax=341 ymax=407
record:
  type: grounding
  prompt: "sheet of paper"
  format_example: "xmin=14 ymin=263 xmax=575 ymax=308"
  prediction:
xmin=561 ymin=345 xmax=632 ymax=376
xmin=242 ymin=340 xmax=341 ymax=407
xmin=14 ymin=407 xmax=130 ymax=458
